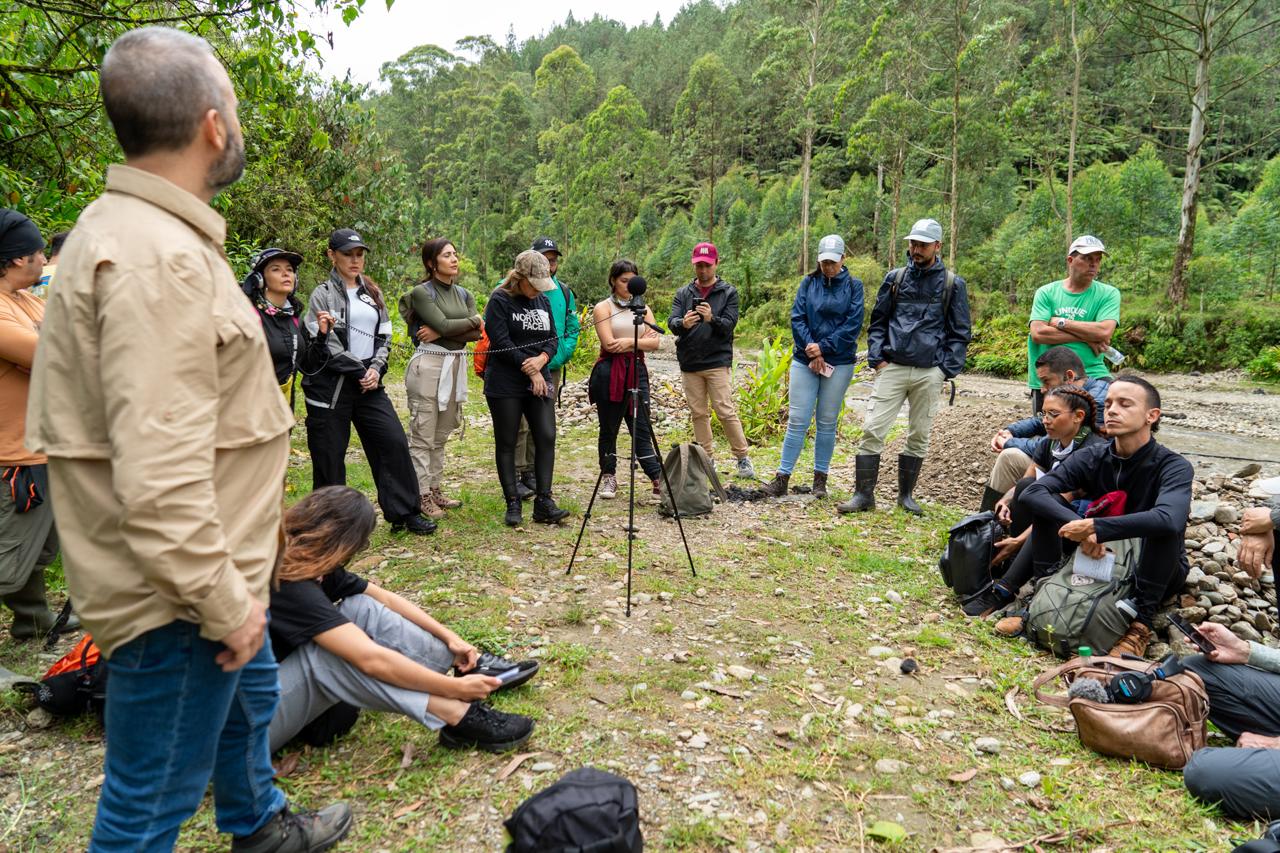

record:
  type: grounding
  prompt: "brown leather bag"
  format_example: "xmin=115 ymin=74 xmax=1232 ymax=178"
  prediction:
xmin=1032 ymin=655 xmax=1209 ymax=770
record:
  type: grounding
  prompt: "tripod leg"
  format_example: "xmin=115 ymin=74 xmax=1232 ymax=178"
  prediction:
xmin=637 ymin=379 xmax=698 ymax=578
xmin=625 ymin=385 xmax=639 ymax=618
xmin=566 ymin=466 xmax=608 ymax=576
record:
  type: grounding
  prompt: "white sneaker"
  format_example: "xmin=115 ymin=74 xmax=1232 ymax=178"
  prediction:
xmin=600 ymin=473 xmax=617 ymax=499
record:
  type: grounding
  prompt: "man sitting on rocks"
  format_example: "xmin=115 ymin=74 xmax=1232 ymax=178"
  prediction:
xmin=1018 ymin=375 xmax=1192 ymax=657
xmin=1180 ymin=497 xmax=1280 ymax=822
xmin=981 ymin=346 xmax=1108 ymax=511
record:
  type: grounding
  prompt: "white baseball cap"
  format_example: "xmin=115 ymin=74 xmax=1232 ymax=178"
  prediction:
xmin=903 ymin=218 xmax=943 ymax=243
xmin=1068 ymin=234 xmax=1107 ymax=256
xmin=816 ymin=234 xmax=845 ymax=263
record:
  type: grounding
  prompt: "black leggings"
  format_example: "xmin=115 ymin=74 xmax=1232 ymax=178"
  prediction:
xmin=487 ymin=394 xmax=556 ymax=500
xmin=995 ymin=476 xmax=1075 ymax=594
xmin=593 ymin=359 xmax=662 ymax=480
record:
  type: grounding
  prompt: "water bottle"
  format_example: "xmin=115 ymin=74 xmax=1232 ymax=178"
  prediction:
xmin=1078 ymin=646 xmax=1094 ymax=666
xmin=1103 ymin=346 xmax=1125 ymax=366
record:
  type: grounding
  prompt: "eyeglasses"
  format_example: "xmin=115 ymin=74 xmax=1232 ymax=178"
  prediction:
xmin=1037 ymin=409 xmax=1067 ymax=421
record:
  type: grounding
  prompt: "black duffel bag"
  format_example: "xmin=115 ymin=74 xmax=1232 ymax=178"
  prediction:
xmin=938 ymin=510 xmax=1005 ymax=597
xmin=505 ymin=767 xmax=642 ymax=853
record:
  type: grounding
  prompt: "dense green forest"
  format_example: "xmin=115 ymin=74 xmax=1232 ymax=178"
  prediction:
xmin=4 ymin=0 xmax=1280 ymax=376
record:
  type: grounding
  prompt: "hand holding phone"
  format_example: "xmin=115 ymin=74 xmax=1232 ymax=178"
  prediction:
xmin=1167 ymin=612 xmax=1216 ymax=654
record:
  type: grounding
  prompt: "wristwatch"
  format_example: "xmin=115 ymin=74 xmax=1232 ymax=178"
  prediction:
xmin=1055 ymin=318 xmax=1067 ymax=330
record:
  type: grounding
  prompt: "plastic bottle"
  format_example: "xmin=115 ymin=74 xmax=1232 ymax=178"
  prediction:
xmin=1103 ymin=346 xmax=1125 ymax=366
xmin=1078 ymin=646 xmax=1094 ymax=666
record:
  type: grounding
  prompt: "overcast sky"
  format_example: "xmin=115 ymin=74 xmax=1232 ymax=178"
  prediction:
xmin=307 ymin=1 xmax=696 ymax=86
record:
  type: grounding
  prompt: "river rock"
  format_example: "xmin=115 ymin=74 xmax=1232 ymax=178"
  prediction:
xmin=1256 ymin=612 xmax=1274 ymax=634
xmin=874 ymin=758 xmax=906 ymax=774
xmin=1236 ymin=463 xmax=1262 ymax=479
xmin=1178 ymin=606 xmax=1208 ymax=623
xmin=1189 ymin=501 xmax=1219 ymax=523
xmin=1215 ymin=505 xmax=1240 ymax=525
xmin=974 ymin=737 xmax=1002 ymax=754
xmin=1232 ymin=621 xmax=1263 ymax=642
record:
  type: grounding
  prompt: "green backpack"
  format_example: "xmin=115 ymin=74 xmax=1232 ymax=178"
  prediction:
xmin=1025 ymin=538 xmax=1143 ymax=658
xmin=658 ymin=443 xmax=727 ymax=518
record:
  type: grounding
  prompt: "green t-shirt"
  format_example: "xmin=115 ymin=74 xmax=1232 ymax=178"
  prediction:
xmin=1026 ymin=279 xmax=1121 ymax=388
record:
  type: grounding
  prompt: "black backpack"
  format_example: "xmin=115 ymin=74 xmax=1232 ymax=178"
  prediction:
xmin=14 ymin=634 xmax=108 ymax=720
xmin=504 ymin=767 xmax=642 ymax=853
xmin=938 ymin=511 xmax=1004 ymax=597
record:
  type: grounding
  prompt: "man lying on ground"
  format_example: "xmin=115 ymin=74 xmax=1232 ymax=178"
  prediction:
xmin=267 ymin=486 xmax=537 ymax=754
xmin=1181 ymin=497 xmax=1280 ymax=822
xmin=1015 ymin=375 xmax=1192 ymax=657
xmin=982 ymin=345 xmax=1108 ymax=511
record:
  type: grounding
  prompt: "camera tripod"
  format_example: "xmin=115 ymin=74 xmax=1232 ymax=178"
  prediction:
xmin=565 ymin=284 xmax=696 ymax=616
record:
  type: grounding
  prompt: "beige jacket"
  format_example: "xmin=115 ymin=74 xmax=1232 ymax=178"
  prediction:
xmin=26 ymin=165 xmax=294 ymax=656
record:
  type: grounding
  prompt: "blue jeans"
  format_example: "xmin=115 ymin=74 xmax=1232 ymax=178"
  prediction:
xmin=91 ymin=620 xmax=286 ymax=851
xmin=778 ymin=359 xmax=856 ymax=475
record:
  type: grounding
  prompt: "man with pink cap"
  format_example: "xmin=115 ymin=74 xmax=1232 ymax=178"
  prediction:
xmin=668 ymin=242 xmax=755 ymax=478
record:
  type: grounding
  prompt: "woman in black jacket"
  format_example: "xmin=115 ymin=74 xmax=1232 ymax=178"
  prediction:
xmin=483 ymin=250 xmax=570 ymax=527
xmin=241 ymin=247 xmax=331 ymax=403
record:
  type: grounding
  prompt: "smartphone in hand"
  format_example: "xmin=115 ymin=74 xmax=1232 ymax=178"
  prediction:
xmin=1167 ymin=612 xmax=1216 ymax=654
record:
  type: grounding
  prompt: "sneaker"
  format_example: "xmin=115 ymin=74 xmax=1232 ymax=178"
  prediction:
xmin=231 ymin=803 xmax=353 ymax=853
xmin=961 ymin=584 xmax=1012 ymax=618
xmin=457 ymin=653 xmax=541 ymax=691
xmin=419 ymin=493 xmax=445 ymax=519
xmin=735 ymin=456 xmax=756 ymax=479
xmin=438 ymin=702 xmax=534 ymax=753
xmin=600 ymin=473 xmax=617 ymax=499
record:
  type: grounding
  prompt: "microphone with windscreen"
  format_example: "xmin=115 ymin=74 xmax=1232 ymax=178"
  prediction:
xmin=622 ymin=275 xmax=667 ymax=334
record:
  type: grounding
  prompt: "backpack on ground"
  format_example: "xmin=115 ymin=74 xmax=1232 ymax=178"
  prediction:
xmin=938 ymin=511 xmax=1004 ymax=597
xmin=658 ymin=443 xmax=727 ymax=518
xmin=504 ymin=767 xmax=642 ymax=853
xmin=1025 ymin=538 xmax=1142 ymax=658
xmin=14 ymin=634 xmax=107 ymax=719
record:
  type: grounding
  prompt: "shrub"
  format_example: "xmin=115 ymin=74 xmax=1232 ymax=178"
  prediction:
xmin=736 ymin=333 xmax=792 ymax=444
xmin=966 ymin=313 xmax=1027 ymax=377
xmin=1247 ymin=346 xmax=1280 ymax=382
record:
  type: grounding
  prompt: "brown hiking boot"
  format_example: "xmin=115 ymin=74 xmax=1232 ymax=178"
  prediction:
xmin=994 ymin=615 xmax=1024 ymax=637
xmin=431 ymin=486 xmax=462 ymax=509
xmin=811 ymin=471 xmax=828 ymax=499
xmin=760 ymin=472 xmax=790 ymax=497
xmin=1108 ymin=621 xmax=1153 ymax=657
xmin=419 ymin=493 xmax=445 ymax=519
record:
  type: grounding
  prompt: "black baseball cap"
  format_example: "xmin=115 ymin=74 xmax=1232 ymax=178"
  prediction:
xmin=531 ymin=236 xmax=561 ymax=257
xmin=328 ymin=228 xmax=369 ymax=252
xmin=251 ymin=247 xmax=303 ymax=273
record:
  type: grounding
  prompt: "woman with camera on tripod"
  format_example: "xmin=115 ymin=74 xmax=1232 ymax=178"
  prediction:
xmin=589 ymin=260 xmax=664 ymax=500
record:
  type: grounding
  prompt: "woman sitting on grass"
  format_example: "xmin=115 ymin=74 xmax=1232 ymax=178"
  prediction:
xmin=267 ymin=486 xmax=538 ymax=754
xmin=961 ymin=384 xmax=1105 ymax=627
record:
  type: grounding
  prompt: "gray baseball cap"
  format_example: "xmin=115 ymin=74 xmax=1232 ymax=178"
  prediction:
xmin=816 ymin=234 xmax=846 ymax=263
xmin=903 ymin=218 xmax=943 ymax=243
xmin=1068 ymin=234 xmax=1107 ymax=256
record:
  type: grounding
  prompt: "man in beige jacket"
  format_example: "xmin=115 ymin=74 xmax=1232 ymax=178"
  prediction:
xmin=27 ymin=27 xmax=349 ymax=853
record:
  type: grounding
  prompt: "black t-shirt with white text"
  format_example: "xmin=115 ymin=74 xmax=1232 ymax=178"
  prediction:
xmin=269 ymin=567 xmax=369 ymax=661
xmin=481 ymin=287 xmax=559 ymax=397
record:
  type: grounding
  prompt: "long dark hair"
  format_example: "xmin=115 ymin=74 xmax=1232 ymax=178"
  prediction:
xmin=421 ymin=237 xmax=455 ymax=282
xmin=608 ymin=259 xmax=638 ymax=296
xmin=279 ymin=486 xmax=378 ymax=582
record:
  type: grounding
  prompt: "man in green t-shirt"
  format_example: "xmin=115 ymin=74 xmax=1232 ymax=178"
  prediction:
xmin=1026 ymin=234 xmax=1120 ymax=413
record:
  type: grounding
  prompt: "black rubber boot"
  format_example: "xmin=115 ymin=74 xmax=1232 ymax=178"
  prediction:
xmin=4 ymin=570 xmax=79 ymax=641
xmin=811 ymin=471 xmax=828 ymax=499
xmin=760 ymin=472 xmax=790 ymax=497
xmin=230 ymin=803 xmax=353 ymax=853
xmin=897 ymin=454 xmax=924 ymax=516
xmin=979 ymin=485 xmax=1005 ymax=513
xmin=532 ymin=494 xmax=570 ymax=525
xmin=837 ymin=454 xmax=879 ymax=513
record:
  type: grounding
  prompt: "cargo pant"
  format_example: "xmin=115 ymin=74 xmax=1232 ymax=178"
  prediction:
xmin=857 ymin=363 xmax=944 ymax=458
xmin=405 ymin=352 xmax=463 ymax=493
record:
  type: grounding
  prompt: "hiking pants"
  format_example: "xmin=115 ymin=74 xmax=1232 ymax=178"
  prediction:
xmin=305 ymin=385 xmax=420 ymax=523
xmin=516 ymin=368 xmax=561 ymax=474
xmin=405 ymin=352 xmax=462 ymax=493
xmin=0 ymin=465 xmax=59 ymax=637
xmin=988 ymin=447 xmax=1033 ymax=494
xmin=269 ymin=595 xmax=453 ymax=752
xmin=857 ymin=363 xmax=943 ymax=458
xmin=680 ymin=367 xmax=749 ymax=460
xmin=1182 ymin=656 xmax=1280 ymax=819
xmin=488 ymin=394 xmax=556 ymax=499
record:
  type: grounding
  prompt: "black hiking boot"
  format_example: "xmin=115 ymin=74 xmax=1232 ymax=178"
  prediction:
xmin=837 ymin=454 xmax=879 ymax=513
xmin=438 ymin=702 xmax=535 ymax=753
xmin=811 ymin=471 xmax=828 ymax=499
xmin=760 ymin=472 xmax=790 ymax=497
xmin=504 ymin=498 xmax=523 ymax=527
xmin=961 ymin=583 xmax=1013 ymax=618
xmin=391 ymin=514 xmax=437 ymax=535
xmin=515 ymin=471 xmax=536 ymax=501
xmin=532 ymin=493 xmax=570 ymax=525
xmin=231 ymin=803 xmax=353 ymax=853
xmin=897 ymin=454 xmax=924 ymax=516
xmin=979 ymin=485 xmax=1005 ymax=513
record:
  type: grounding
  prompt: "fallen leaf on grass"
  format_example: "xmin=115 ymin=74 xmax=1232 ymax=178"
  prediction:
xmin=947 ymin=768 xmax=978 ymax=783
xmin=400 ymin=741 xmax=415 ymax=769
xmin=867 ymin=820 xmax=907 ymax=843
xmin=1004 ymin=686 xmax=1023 ymax=721
xmin=272 ymin=753 xmax=300 ymax=779
xmin=392 ymin=798 xmax=426 ymax=820
xmin=496 ymin=752 xmax=541 ymax=781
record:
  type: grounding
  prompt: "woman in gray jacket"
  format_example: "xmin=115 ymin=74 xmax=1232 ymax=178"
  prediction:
xmin=301 ymin=228 xmax=435 ymax=535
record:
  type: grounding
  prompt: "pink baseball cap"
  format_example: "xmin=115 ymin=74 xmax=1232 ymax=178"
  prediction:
xmin=690 ymin=242 xmax=719 ymax=265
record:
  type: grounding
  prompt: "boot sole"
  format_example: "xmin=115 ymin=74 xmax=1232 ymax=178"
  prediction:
xmin=837 ymin=503 xmax=875 ymax=514
xmin=438 ymin=722 xmax=535 ymax=753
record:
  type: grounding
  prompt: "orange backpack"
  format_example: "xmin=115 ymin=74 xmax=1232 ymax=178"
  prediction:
xmin=472 ymin=322 xmax=490 ymax=377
